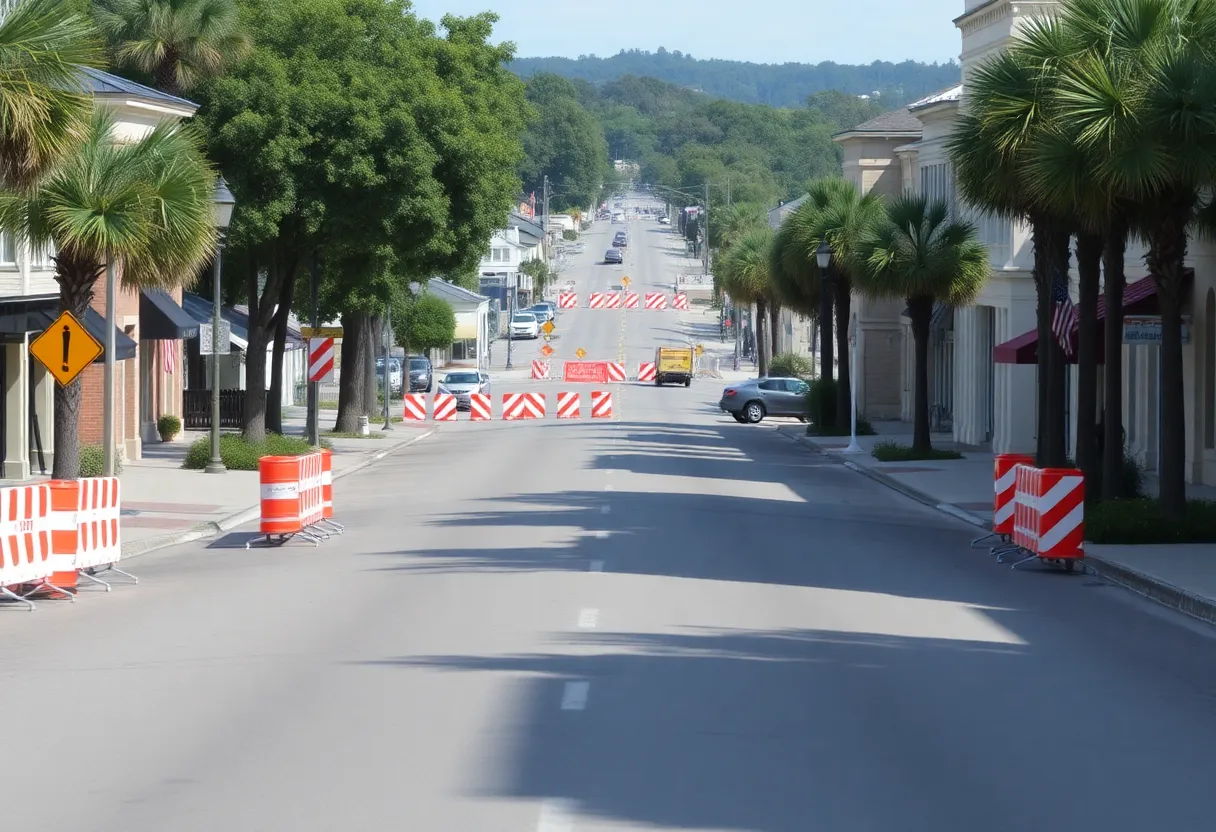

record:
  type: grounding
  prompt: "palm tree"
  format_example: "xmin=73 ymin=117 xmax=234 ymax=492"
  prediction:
xmin=948 ymin=40 xmax=1075 ymax=469
xmin=785 ymin=178 xmax=885 ymax=430
xmin=0 ymin=0 xmax=103 ymax=189
xmin=92 ymin=0 xmax=251 ymax=97
xmin=0 ymin=110 xmax=216 ymax=478
xmin=719 ymin=226 xmax=776 ymax=377
xmin=857 ymin=194 xmax=988 ymax=453
xmin=771 ymin=201 xmax=831 ymax=385
xmin=1045 ymin=0 xmax=1216 ymax=517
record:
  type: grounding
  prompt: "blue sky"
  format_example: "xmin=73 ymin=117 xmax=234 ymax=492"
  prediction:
xmin=407 ymin=0 xmax=963 ymax=65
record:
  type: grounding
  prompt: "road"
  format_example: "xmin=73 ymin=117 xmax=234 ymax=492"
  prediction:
xmin=4 ymin=197 xmax=1216 ymax=830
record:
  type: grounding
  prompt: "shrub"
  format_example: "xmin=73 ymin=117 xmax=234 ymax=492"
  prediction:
xmin=1086 ymin=498 xmax=1216 ymax=544
xmin=806 ymin=418 xmax=876 ymax=437
xmin=562 ymin=229 xmax=578 ymax=240
xmin=182 ymin=433 xmax=326 ymax=471
xmin=805 ymin=377 xmax=836 ymax=429
xmin=79 ymin=445 xmax=122 ymax=477
xmin=769 ymin=352 xmax=814 ymax=379
xmin=157 ymin=414 xmax=181 ymax=438
xmin=870 ymin=441 xmax=963 ymax=462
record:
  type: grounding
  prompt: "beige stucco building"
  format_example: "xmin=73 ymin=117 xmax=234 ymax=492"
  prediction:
xmin=832 ymin=0 xmax=1216 ymax=489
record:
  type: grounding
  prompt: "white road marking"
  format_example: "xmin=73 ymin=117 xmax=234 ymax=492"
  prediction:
xmin=600 ymin=505 xmax=611 ymax=514
xmin=594 ymin=530 xmax=609 ymax=539
xmin=536 ymin=799 xmax=577 ymax=832
xmin=578 ymin=608 xmax=599 ymax=628
xmin=561 ymin=681 xmax=590 ymax=711
xmin=589 ymin=560 xmax=604 ymax=572
xmin=604 ymin=484 xmax=614 ymax=492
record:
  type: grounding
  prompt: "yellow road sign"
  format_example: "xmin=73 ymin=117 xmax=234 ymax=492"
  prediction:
xmin=301 ymin=326 xmax=343 ymax=338
xmin=541 ymin=319 xmax=555 ymax=335
xmin=541 ymin=343 xmax=554 ymax=357
xmin=575 ymin=347 xmax=587 ymax=359
xmin=621 ymin=275 xmax=631 ymax=287
xmin=695 ymin=344 xmax=704 ymax=356
xmin=30 ymin=310 xmax=103 ymax=387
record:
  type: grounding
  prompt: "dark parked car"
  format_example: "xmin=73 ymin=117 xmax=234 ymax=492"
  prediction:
xmin=604 ymin=248 xmax=623 ymax=264
xmin=408 ymin=355 xmax=433 ymax=392
xmin=718 ymin=377 xmax=810 ymax=424
xmin=613 ymin=232 xmax=628 ymax=248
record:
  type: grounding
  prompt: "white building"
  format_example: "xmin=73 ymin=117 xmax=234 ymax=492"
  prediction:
xmin=426 ymin=278 xmax=491 ymax=370
xmin=767 ymin=197 xmax=815 ymax=359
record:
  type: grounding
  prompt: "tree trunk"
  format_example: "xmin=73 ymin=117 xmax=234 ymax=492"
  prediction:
xmin=908 ymin=295 xmax=934 ymax=453
xmin=769 ymin=302 xmax=779 ymax=359
xmin=52 ymin=264 xmax=101 ymax=479
xmin=834 ymin=283 xmax=852 ymax=431
xmin=266 ymin=270 xmax=295 ymax=435
xmin=818 ymin=277 xmax=834 ymax=383
xmin=1075 ymin=232 xmax=1103 ymax=485
xmin=1031 ymin=217 xmax=1070 ymax=468
xmin=242 ymin=257 xmax=289 ymax=443
xmin=755 ymin=298 xmax=769 ymax=378
xmin=334 ymin=311 xmax=373 ymax=433
xmin=1102 ymin=218 xmax=1129 ymax=500
xmin=1145 ymin=202 xmax=1192 ymax=519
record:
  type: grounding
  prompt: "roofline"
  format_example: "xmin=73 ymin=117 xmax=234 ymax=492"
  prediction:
xmin=953 ymin=0 xmax=1001 ymax=26
xmin=832 ymin=128 xmax=923 ymax=143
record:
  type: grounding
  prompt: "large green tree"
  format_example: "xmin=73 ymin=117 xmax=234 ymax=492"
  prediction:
xmin=857 ymin=194 xmax=988 ymax=452
xmin=0 ymin=111 xmax=215 ymax=477
xmin=720 ymin=226 xmax=776 ymax=377
xmin=519 ymin=73 xmax=608 ymax=211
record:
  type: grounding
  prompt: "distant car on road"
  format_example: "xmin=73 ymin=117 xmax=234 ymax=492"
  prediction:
xmin=376 ymin=357 xmax=402 ymax=393
xmin=509 ymin=311 xmax=540 ymax=339
xmin=658 ymin=216 xmax=670 ymax=225
xmin=613 ymin=233 xmax=628 ymax=248
xmin=604 ymin=248 xmax=623 ymax=264
xmin=407 ymin=355 xmax=432 ymax=392
xmin=438 ymin=370 xmax=491 ymax=410
xmin=528 ymin=303 xmax=555 ymax=324
xmin=719 ymin=377 xmax=810 ymax=424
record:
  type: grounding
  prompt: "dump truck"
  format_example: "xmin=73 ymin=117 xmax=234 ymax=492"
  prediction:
xmin=655 ymin=346 xmax=694 ymax=387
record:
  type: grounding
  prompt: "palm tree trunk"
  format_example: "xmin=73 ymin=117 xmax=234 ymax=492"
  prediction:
xmin=1102 ymin=218 xmax=1129 ymax=499
xmin=834 ymin=283 xmax=852 ymax=431
xmin=755 ymin=298 xmax=769 ymax=377
xmin=266 ymin=270 xmax=296 ymax=434
xmin=769 ymin=302 xmax=779 ymax=359
xmin=818 ymin=278 xmax=834 ymax=383
xmin=1031 ymin=216 xmax=1070 ymax=468
xmin=334 ymin=311 xmax=373 ymax=433
xmin=52 ymin=265 xmax=100 ymax=479
xmin=1075 ymin=232 xmax=1103 ymax=486
xmin=908 ymin=295 xmax=934 ymax=453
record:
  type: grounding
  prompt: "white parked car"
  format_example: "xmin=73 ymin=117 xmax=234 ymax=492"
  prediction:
xmin=510 ymin=311 xmax=540 ymax=340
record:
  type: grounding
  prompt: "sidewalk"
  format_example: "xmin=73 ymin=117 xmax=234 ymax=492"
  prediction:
xmin=118 ymin=407 xmax=432 ymax=557
xmin=785 ymin=420 xmax=1216 ymax=625
xmin=677 ymin=305 xmax=756 ymax=382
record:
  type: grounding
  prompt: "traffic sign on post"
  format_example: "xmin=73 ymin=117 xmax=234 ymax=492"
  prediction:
xmin=541 ymin=343 xmax=554 ymax=357
xmin=29 ymin=311 xmax=102 ymax=387
xmin=199 ymin=321 xmax=232 ymax=356
xmin=575 ymin=347 xmax=587 ymax=359
xmin=301 ymin=326 xmax=343 ymax=339
xmin=621 ymin=276 xmax=631 ymax=287
xmin=541 ymin=319 xmax=555 ymax=335
xmin=308 ymin=337 xmax=335 ymax=382
xmin=695 ymin=344 xmax=704 ymax=356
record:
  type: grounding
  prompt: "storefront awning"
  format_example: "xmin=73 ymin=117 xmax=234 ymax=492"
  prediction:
xmin=992 ymin=273 xmax=1176 ymax=365
xmin=140 ymin=289 xmax=199 ymax=340
xmin=0 ymin=295 xmax=136 ymax=361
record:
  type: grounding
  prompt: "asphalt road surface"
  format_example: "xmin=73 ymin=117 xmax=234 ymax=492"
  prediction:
xmin=4 ymin=198 xmax=1216 ymax=830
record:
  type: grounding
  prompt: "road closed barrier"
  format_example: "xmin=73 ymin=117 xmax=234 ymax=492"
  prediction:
xmin=45 ymin=476 xmax=130 ymax=594
xmin=0 ymin=484 xmax=66 ymax=610
xmin=251 ymin=451 xmax=334 ymax=548
xmin=971 ymin=453 xmax=1035 ymax=558
xmin=1006 ymin=464 xmax=1085 ymax=571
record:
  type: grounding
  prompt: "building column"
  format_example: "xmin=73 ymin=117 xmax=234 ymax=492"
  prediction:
xmin=3 ymin=341 xmax=30 ymax=479
xmin=32 ymin=360 xmax=53 ymax=474
xmin=953 ymin=306 xmax=987 ymax=446
xmin=991 ymin=302 xmax=1038 ymax=454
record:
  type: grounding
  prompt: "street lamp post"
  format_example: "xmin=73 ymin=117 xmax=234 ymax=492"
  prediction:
xmin=205 ymin=177 xmax=236 ymax=474
xmin=845 ymin=312 xmax=861 ymax=454
xmin=381 ymin=301 xmax=393 ymax=432
xmin=505 ymin=281 xmax=515 ymax=370
xmin=815 ymin=238 xmax=835 ymax=384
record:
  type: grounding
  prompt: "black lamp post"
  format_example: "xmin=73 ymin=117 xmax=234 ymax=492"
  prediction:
xmin=205 ymin=177 xmax=237 ymax=474
xmin=815 ymin=239 xmax=834 ymax=384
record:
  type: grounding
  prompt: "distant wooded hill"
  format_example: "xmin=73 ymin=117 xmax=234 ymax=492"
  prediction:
xmin=510 ymin=48 xmax=961 ymax=109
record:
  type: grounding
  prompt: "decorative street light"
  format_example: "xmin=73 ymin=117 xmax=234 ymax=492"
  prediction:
xmin=205 ymin=176 xmax=236 ymax=474
xmin=815 ymin=239 xmax=831 ymax=271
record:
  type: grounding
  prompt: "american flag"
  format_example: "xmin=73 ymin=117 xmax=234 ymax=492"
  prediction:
xmin=163 ymin=341 xmax=176 ymax=375
xmin=1050 ymin=267 xmax=1077 ymax=357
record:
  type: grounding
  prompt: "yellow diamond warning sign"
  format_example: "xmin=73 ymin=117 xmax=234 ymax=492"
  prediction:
xmin=541 ymin=319 xmax=555 ymax=335
xmin=30 ymin=310 xmax=103 ymax=387
xmin=575 ymin=347 xmax=587 ymax=359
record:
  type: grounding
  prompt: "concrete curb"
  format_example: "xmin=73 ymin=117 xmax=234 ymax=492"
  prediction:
xmin=120 ymin=429 xmax=437 ymax=561
xmin=779 ymin=425 xmax=1216 ymax=625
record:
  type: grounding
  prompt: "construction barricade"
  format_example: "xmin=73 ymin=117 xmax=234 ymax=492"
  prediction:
xmin=319 ymin=447 xmax=344 ymax=535
xmin=557 ymin=391 xmax=581 ymax=419
xmin=433 ymin=393 xmax=457 ymax=421
xmin=637 ymin=362 xmax=656 ymax=382
xmin=531 ymin=360 xmax=550 ymax=380
xmin=591 ymin=391 xmax=613 ymax=418
xmin=46 ymin=476 xmax=130 ymax=594
xmin=1003 ymin=463 xmax=1085 ymax=571
xmin=249 ymin=451 xmax=333 ymax=548
xmin=0 ymin=483 xmax=66 ymax=610
xmin=970 ymin=453 xmax=1035 ymax=558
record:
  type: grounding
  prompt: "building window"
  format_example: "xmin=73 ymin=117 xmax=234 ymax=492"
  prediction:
xmin=488 ymin=247 xmax=511 ymax=263
xmin=0 ymin=231 xmax=15 ymax=265
xmin=30 ymin=240 xmax=56 ymax=270
xmin=450 ymin=339 xmax=477 ymax=361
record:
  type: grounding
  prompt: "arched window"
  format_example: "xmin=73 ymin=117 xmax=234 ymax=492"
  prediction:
xmin=1205 ymin=289 xmax=1215 ymax=449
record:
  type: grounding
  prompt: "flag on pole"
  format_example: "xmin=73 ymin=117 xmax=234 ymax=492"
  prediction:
xmin=163 ymin=341 xmax=176 ymax=375
xmin=1050 ymin=267 xmax=1078 ymax=358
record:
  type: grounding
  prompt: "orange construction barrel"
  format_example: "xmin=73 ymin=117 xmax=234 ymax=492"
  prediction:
xmin=259 ymin=456 xmax=302 ymax=536
xmin=320 ymin=447 xmax=334 ymax=520
xmin=47 ymin=479 xmax=80 ymax=592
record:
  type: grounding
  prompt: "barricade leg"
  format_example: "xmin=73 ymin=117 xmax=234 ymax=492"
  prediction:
xmin=1009 ymin=552 xmax=1041 ymax=570
xmin=79 ymin=564 xmax=138 ymax=589
xmin=1 ymin=585 xmax=36 ymax=611
xmin=20 ymin=578 xmax=74 ymax=603
xmin=969 ymin=531 xmax=1001 ymax=549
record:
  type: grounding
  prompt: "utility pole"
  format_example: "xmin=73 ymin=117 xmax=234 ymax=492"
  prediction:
xmin=704 ymin=181 xmax=710 ymax=276
xmin=307 ymin=252 xmax=320 ymax=446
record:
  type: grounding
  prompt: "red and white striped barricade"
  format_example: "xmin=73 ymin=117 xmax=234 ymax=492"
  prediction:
xmin=1011 ymin=464 xmax=1039 ymax=555
xmin=469 ymin=393 xmax=492 ymax=421
xmin=591 ymin=391 xmax=613 ymax=418
xmin=588 ymin=292 xmax=606 ymax=309
xmin=1008 ymin=465 xmax=1085 ymax=571
xmin=607 ymin=362 xmax=626 ymax=382
xmin=433 ymin=393 xmax=457 ymax=421
xmin=503 ymin=392 xmax=546 ymax=420
xmin=558 ymin=292 xmax=578 ymax=309
xmin=604 ymin=292 xmax=622 ymax=309
xmin=557 ymin=391 xmax=581 ymax=419
xmin=637 ymin=362 xmax=656 ymax=382
xmin=531 ymin=360 xmax=550 ymax=380
xmin=672 ymin=293 xmax=689 ymax=310
xmin=403 ymin=393 xmax=427 ymax=421
xmin=319 ymin=447 xmax=343 ymax=533
xmin=624 ymin=292 xmax=639 ymax=309
xmin=47 ymin=476 xmax=125 ymax=592
xmin=0 ymin=484 xmax=63 ymax=609
xmin=644 ymin=292 xmax=668 ymax=310
xmin=973 ymin=453 xmax=1034 ymax=554
xmin=250 ymin=452 xmax=330 ymax=548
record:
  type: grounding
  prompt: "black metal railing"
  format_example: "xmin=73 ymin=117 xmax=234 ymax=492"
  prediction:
xmin=183 ymin=389 xmax=244 ymax=429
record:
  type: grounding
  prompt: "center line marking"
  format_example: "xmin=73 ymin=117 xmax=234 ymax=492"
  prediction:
xmin=561 ymin=681 xmax=590 ymax=710
xmin=578 ymin=608 xmax=599 ymax=628
xmin=594 ymin=530 xmax=609 ymax=539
